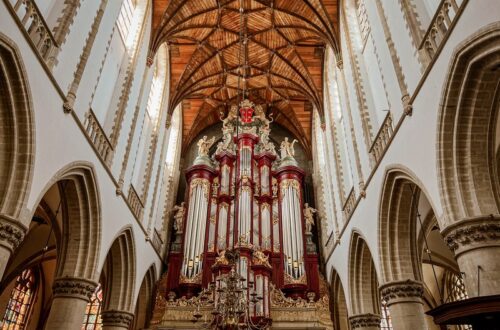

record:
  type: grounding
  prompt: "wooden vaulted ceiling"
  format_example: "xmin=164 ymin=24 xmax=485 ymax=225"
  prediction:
xmin=150 ymin=0 xmax=339 ymax=155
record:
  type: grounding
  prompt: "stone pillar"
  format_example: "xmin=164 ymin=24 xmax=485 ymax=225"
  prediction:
xmin=101 ymin=310 xmax=134 ymax=330
xmin=44 ymin=277 xmax=98 ymax=330
xmin=379 ymin=280 xmax=427 ymax=330
xmin=443 ymin=215 xmax=500 ymax=297
xmin=0 ymin=215 xmax=26 ymax=279
xmin=349 ymin=313 xmax=381 ymax=330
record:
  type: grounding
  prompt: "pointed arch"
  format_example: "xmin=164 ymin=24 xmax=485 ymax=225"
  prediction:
xmin=54 ymin=164 xmax=101 ymax=280
xmin=348 ymin=231 xmax=380 ymax=316
xmin=132 ymin=264 xmax=157 ymax=329
xmin=102 ymin=227 xmax=137 ymax=313
xmin=330 ymin=268 xmax=350 ymax=330
xmin=378 ymin=166 xmax=435 ymax=283
xmin=31 ymin=162 xmax=102 ymax=281
xmin=0 ymin=32 xmax=35 ymax=221
xmin=437 ymin=22 xmax=500 ymax=223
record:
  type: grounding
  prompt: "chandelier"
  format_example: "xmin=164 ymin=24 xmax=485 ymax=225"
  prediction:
xmin=188 ymin=0 xmax=271 ymax=330
xmin=191 ymin=249 xmax=270 ymax=329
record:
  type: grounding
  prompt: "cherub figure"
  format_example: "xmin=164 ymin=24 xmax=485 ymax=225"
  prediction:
xmin=197 ymin=135 xmax=215 ymax=157
xmin=303 ymin=203 xmax=317 ymax=234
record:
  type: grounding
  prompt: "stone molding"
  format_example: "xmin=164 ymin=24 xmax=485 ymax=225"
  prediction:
xmin=349 ymin=313 xmax=381 ymax=329
xmin=443 ymin=215 xmax=500 ymax=256
xmin=52 ymin=277 xmax=98 ymax=301
xmin=0 ymin=215 xmax=27 ymax=252
xmin=101 ymin=310 xmax=134 ymax=328
xmin=379 ymin=279 xmax=424 ymax=306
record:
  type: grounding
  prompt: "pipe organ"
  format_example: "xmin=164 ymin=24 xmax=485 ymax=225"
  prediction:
xmin=154 ymin=100 xmax=330 ymax=328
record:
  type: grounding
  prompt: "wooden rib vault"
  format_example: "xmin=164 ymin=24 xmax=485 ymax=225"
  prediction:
xmin=150 ymin=0 xmax=339 ymax=155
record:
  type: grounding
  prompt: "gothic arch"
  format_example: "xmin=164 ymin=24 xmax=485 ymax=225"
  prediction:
xmin=132 ymin=264 xmax=157 ymax=329
xmin=378 ymin=166 xmax=432 ymax=283
xmin=348 ymin=231 xmax=380 ymax=316
xmin=0 ymin=32 xmax=35 ymax=222
xmin=437 ymin=22 xmax=500 ymax=223
xmin=330 ymin=268 xmax=350 ymax=330
xmin=40 ymin=162 xmax=102 ymax=281
xmin=102 ymin=226 xmax=137 ymax=313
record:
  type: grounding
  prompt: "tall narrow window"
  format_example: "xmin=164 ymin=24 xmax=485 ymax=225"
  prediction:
xmin=0 ymin=269 xmax=37 ymax=329
xmin=81 ymin=284 xmax=103 ymax=330
xmin=165 ymin=106 xmax=181 ymax=166
xmin=117 ymin=0 xmax=137 ymax=42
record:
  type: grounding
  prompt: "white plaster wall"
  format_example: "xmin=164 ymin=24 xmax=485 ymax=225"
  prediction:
xmin=0 ymin=0 xmax=164 ymax=307
xmin=325 ymin=0 xmax=499 ymax=311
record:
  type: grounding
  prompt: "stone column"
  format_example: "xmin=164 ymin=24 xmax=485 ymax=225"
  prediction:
xmin=443 ymin=215 xmax=500 ymax=297
xmin=379 ymin=280 xmax=427 ymax=330
xmin=349 ymin=313 xmax=381 ymax=330
xmin=101 ymin=310 xmax=134 ymax=330
xmin=44 ymin=277 xmax=98 ymax=330
xmin=0 ymin=215 xmax=26 ymax=279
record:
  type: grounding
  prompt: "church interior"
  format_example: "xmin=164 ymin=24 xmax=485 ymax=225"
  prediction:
xmin=0 ymin=0 xmax=499 ymax=329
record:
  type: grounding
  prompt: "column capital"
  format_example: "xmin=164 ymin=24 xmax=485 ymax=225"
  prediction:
xmin=379 ymin=279 xmax=424 ymax=306
xmin=52 ymin=277 xmax=98 ymax=302
xmin=101 ymin=310 xmax=134 ymax=328
xmin=0 ymin=214 xmax=27 ymax=252
xmin=349 ymin=313 xmax=381 ymax=329
xmin=442 ymin=215 xmax=500 ymax=256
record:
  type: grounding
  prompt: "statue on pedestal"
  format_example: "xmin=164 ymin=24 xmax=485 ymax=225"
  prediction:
xmin=303 ymin=203 xmax=317 ymax=234
xmin=197 ymin=136 xmax=215 ymax=157
xmin=172 ymin=202 xmax=186 ymax=232
xmin=280 ymin=137 xmax=298 ymax=159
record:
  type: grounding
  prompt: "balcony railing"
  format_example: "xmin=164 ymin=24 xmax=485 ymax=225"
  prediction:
xmin=342 ymin=187 xmax=356 ymax=220
xmin=8 ymin=0 xmax=58 ymax=64
xmin=369 ymin=112 xmax=393 ymax=165
xmin=84 ymin=109 xmax=114 ymax=164
xmin=419 ymin=0 xmax=468 ymax=63
xmin=152 ymin=228 xmax=163 ymax=257
xmin=128 ymin=184 xmax=144 ymax=221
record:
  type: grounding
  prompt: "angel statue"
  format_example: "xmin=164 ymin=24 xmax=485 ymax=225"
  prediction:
xmin=172 ymin=202 xmax=186 ymax=232
xmin=280 ymin=137 xmax=298 ymax=159
xmin=197 ymin=135 xmax=215 ymax=157
xmin=303 ymin=203 xmax=317 ymax=234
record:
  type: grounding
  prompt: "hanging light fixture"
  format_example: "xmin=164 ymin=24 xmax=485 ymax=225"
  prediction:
xmin=190 ymin=1 xmax=271 ymax=328
xmin=191 ymin=249 xmax=269 ymax=329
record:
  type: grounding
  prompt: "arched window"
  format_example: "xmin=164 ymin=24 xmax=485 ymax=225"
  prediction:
xmin=81 ymin=284 xmax=103 ymax=330
xmin=0 ymin=269 xmax=37 ymax=329
xmin=131 ymin=47 xmax=168 ymax=192
xmin=445 ymin=271 xmax=468 ymax=303
xmin=380 ymin=299 xmax=393 ymax=329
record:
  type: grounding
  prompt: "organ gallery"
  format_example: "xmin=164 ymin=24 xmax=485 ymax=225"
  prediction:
xmin=151 ymin=100 xmax=332 ymax=329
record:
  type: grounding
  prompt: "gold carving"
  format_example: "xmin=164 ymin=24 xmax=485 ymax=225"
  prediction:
xmin=252 ymin=249 xmax=272 ymax=268
xmin=280 ymin=179 xmax=300 ymax=193
xmin=284 ymin=273 xmax=307 ymax=285
xmin=213 ymin=250 xmax=230 ymax=267
xmin=179 ymin=272 xmax=202 ymax=285
xmin=190 ymin=178 xmax=210 ymax=198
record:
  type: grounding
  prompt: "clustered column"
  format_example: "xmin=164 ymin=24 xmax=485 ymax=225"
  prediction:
xmin=101 ymin=310 xmax=135 ymax=330
xmin=379 ymin=279 xmax=426 ymax=330
xmin=348 ymin=313 xmax=381 ymax=330
xmin=0 ymin=215 xmax=26 ymax=279
xmin=443 ymin=215 xmax=500 ymax=297
xmin=44 ymin=277 xmax=98 ymax=330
